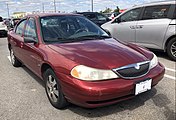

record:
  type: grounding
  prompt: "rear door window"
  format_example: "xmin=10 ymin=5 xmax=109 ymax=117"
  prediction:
xmin=142 ymin=5 xmax=170 ymax=20
xmin=97 ymin=13 xmax=107 ymax=21
xmin=15 ymin=20 xmax=27 ymax=35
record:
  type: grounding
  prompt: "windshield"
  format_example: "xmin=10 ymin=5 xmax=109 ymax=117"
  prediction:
xmin=40 ymin=15 xmax=110 ymax=43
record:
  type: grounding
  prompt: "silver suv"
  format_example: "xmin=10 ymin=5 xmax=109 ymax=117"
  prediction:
xmin=102 ymin=1 xmax=176 ymax=60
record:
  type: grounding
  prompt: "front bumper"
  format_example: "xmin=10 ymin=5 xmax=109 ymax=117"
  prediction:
xmin=56 ymin=62 xmax=165 ymax=108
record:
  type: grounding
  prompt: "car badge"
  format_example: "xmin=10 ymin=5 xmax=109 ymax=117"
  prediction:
xmin=134 ymin=64 xmax=140 ymax=70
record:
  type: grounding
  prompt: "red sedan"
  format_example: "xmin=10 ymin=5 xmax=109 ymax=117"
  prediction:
xmin=8 ymin=13 xmax=165 ymax=109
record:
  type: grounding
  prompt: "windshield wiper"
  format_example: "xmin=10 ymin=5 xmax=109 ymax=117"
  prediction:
xmin=44 ymin=35 xmax=111 ymax=43
xmin=44 ymin=37 xmax=72 ymax=43
xmin=70 ymin=35 xmax=111 ymax=40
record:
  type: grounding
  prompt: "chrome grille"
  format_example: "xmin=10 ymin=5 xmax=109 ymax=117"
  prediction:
xmin=113 ymin=61 xmax=150 ymax=79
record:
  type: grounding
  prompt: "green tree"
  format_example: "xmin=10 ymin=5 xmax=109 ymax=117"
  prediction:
xmin=114 ymin=6 xmax=120 ymax=13
xmin=113 ymin=6 xmax=120 ymax=17
xmin=101 ymin=8 xmax=112 ymax=13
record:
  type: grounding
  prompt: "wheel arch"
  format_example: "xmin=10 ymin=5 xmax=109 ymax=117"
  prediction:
xmin=41 ymin=63 xmax=54 ymax=78
xmin=165 ymin=35 xmax=176 ymax=51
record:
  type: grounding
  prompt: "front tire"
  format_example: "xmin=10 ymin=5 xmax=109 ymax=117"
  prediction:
xmin=43 ymin=68 xmax=68 ymax=109
xmin=10 ymin=48 xmax=22 ymax=67
xmin=167 ymin=38 xmax=176 ymax=61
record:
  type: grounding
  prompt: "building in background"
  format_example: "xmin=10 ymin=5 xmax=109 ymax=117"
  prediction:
xmin=12 ymin=12 xmax=26 ymax=18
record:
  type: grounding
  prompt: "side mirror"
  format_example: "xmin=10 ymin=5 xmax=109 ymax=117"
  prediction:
xmin=24 ymin=37 xmax=37 ymax=44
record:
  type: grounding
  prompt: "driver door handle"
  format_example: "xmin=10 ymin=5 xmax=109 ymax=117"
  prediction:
xmin=136 ymin=25 xmax=143 ymax=29
xmin=130 ymin=26 xmax=136 ymax=29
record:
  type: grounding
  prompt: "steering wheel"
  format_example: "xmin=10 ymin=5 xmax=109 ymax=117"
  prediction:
xmin=75 ymin=28 xmax=88 ymax=34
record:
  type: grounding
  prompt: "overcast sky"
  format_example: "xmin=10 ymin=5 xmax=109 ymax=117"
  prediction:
xmin=0 ymin=0 xmax=166 ymax=18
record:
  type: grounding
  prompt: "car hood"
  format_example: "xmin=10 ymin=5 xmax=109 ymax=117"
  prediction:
xmin=101 ymin=21 xmax=111 ymax=29
xmin=48 ymin=38 xmax=151 ymax=69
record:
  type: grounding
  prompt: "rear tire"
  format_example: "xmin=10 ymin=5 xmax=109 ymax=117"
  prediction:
xmin=166 ymin=38 xmax=176 ymax=61
xmin=43 ymin=68 xmax=68 ymax=109
xmin=10 ymin=48 xmax=22 ymax=67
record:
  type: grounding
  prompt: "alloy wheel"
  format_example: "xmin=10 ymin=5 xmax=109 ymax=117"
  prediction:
xmin=46 ymin=75 xmax=59 ymax=103
xmin=170 ymin=41 xmax=176 ymax=57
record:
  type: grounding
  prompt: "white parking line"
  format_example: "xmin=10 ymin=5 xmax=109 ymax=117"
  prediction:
xmin=164 ymin=74 xmax=176 ymax=80
xmin=165 ymin=67 xmax=176 ymax=72
xmin=7 ymin=56 xmax=175 ymax=80
xmin=164 ymin=67 xmax=176 ymax=80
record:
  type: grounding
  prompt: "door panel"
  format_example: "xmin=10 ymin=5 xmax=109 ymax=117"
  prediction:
xmin=10 ymin=33 xmax=23 ymax=59
xmin=111 ymin=21 xmax=137 ymax=43
xmin=11 ymin=20 xmax=27 ymax=61
xmin=136 ymin=5 xmax=171 ymax=49
xmin=136 ymin=19 xmax=171 ymax=49
xmin=110 ymin=8 xmax=141 ymax=43
xmin=21 ymin=43 xmax=42 ymax=76
xmin=20 ymin=18 xmax=42 ymax=76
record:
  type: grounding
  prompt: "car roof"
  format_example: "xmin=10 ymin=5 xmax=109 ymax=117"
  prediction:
xmin=77 ymin=12 xmax=99 ymax=14
xmin=114 ymin=0 xmax=175 ymax=19
xmin=134 ymin=0 xmax=175 ymax=8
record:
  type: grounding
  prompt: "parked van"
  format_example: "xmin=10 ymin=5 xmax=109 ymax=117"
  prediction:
xmin=102 ymin=1 xmax=176 ymax=60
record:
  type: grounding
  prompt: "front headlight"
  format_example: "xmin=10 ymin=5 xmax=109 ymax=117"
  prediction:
xmin=71 ymin=65 xmax=119 ymax=81
xmin=150 ymin=53 xmax=158 ymax=69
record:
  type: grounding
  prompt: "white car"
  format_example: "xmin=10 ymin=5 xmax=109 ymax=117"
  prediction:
xmin=0 ymin=17 xmax=8 ymax=36
xmin=102 ymin=1 xmax=176 ymax=60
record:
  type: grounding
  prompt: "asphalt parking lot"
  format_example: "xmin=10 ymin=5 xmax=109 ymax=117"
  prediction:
xmin=0 ymin=37 xmax=175 ymax=120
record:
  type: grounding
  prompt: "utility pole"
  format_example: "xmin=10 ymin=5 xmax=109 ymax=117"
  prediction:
xmin=91 ymin=0 xmax=93 ymax=12
xmin=42 ymin=3 xmax=45 ymax=13
xmin=6 ymin=3 xmax=10 ymax=18
xmin=54 ymin=0 xmax=56 ymax=12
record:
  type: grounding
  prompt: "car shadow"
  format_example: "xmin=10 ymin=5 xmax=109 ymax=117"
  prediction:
xmin=151 ymin=94 xmax=175 ymax=120
xmin=67 ymin=88 xmax=157 ymax=118
xmin=21 ymin=66 xmax=45 ymax=88
xmin=149 ymin=49 xmax=172 ymax=61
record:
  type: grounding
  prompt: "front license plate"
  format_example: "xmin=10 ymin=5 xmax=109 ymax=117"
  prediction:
xmin=135 ymin=79 xmax=152 ymax=95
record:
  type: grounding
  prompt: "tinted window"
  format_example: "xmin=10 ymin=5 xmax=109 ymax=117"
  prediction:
xmin=84 ymin=14 xmax=96 ymax=20
xmin=24 ymin=18 xmax=37 ymax=38
xmin=120 ymin=8 xmax=141 ymax=22
xmin=15 ymin=20 xmax=27 ymax=35
xmin=97 ymin=13 xmax=107 ymax=21
xmin=142 ymin=5 xmax=170 ymax=20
